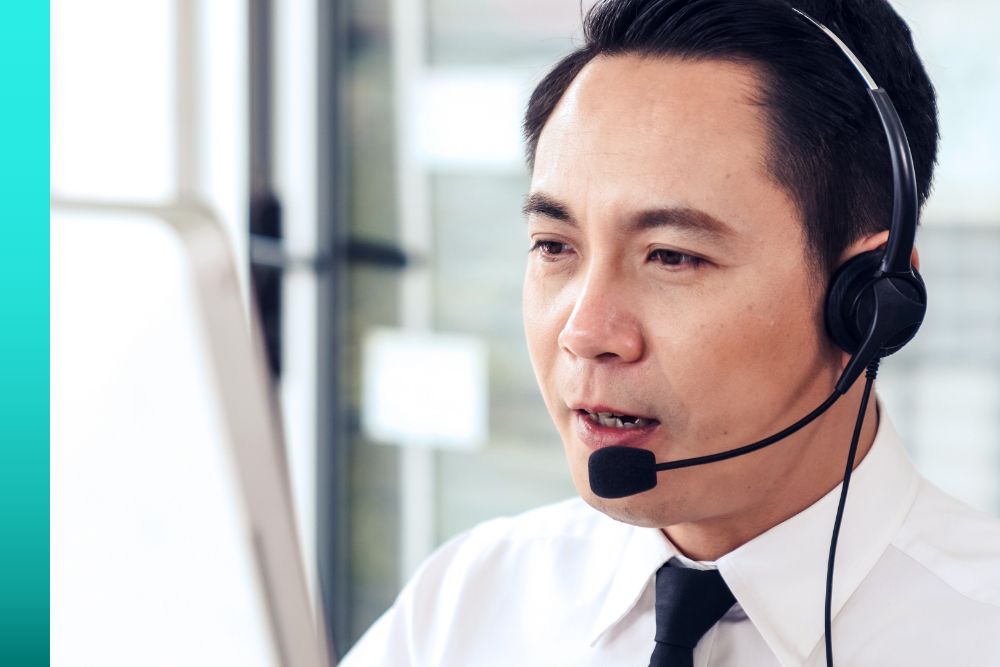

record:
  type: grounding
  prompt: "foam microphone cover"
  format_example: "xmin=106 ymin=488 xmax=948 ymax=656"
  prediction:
xmin=588 ymin=446 xmax=658 ymax=498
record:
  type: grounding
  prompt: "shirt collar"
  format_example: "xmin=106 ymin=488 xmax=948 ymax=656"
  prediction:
xmin=589 ymin=395 xmax=921 ymax=663
xmin=588 ymin=512 xmax=676 ymax=646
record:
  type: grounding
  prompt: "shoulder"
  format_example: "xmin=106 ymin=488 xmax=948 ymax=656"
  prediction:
xmin=340 ymin=497 xmax=636 ymax=666
xmin=891 ymin=476 xmax=1000 ymax=609
xmin=842 ymin=480 xmax=1000 ymax=664
xmin=399 ymin=496 xmax=641 ymax=632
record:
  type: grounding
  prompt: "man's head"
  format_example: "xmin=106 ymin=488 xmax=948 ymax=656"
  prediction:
xmin=520 ymin=0 xmax=938 ymax=544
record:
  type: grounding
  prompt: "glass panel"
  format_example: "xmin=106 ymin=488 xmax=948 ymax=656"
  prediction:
xmin=898 ymin=0 xmax=1000 ymax=225
xmin=427 ymin=0 xmax=592 ymax=66
xmin=429 ymin=171 xmax=572 ymax=541
xmin=878 ymin=225 xmax=1000 ymax=513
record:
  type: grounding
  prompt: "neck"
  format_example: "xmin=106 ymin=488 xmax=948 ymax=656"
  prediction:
xmin=662 ymin=382 xmax=880 ymax=562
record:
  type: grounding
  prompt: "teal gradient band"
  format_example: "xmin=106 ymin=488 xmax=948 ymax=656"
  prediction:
xmin=0 ymin=3 xmax=50 ymax=665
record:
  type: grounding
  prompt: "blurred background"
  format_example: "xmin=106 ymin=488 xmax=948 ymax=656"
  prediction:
xmin=50 ymin=0 xmax=1000 ymax=662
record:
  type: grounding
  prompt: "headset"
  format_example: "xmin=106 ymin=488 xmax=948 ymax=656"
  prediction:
xmin=801 ymin=9 xmax=927 ymax=393
xmin=587 ymin=7 xmax=928 ymax=666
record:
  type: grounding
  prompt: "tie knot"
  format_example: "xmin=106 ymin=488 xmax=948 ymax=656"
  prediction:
xmin=653 ymin=561 xmax=736 ymax=649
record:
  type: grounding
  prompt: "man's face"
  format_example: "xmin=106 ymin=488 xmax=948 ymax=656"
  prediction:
xmin=523 ymin=55 xmax=844 ymax=529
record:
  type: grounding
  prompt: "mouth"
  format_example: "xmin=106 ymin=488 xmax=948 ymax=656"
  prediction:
xmin=580 ymin=409 xmax=657 ymax=430
xmin=571 ymin=405 xmax=661 ymax=450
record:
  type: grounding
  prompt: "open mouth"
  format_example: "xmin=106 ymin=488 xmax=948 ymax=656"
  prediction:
xmin=578 ymin=409 xmax=658 ymax=430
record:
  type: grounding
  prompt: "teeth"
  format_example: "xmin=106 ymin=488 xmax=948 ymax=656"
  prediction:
xmin=586 ymin=411 xmax=653 ymax=429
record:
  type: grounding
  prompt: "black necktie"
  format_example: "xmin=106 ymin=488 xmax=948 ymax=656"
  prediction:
xmin=649 ymin=561 xmax=736 ymax=667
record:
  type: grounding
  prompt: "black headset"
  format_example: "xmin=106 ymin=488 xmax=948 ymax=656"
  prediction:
xmin=792 ymin=11 xmax=930 ymax=665
xmin=795 ymin=9 xmax=928 ymax=392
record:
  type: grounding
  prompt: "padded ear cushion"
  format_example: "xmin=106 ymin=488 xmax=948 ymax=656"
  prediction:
xmin=825 ymin=249 xmax=927 ymax=355
xmin=826 ymin=250 xmax=883 ymax=353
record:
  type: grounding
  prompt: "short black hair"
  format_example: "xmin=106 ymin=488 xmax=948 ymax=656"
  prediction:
xmin=522 ymin=0 xmax=939 ymax=275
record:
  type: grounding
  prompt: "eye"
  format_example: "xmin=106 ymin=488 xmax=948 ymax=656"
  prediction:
xmin=648 ymin=248 xmax=704 ymax=269
xmin=529 ymin=239 xmax=573 ymax=259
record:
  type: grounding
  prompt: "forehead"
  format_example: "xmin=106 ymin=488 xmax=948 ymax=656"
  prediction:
xmin=530 ymin=55 xmax=795 ymax=239
xmin=535 ymin=54 xmax=768 ymax=174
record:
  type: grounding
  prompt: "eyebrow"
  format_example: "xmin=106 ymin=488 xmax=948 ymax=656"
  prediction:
xmin=521 ymin=192 xmax=738 ymax=242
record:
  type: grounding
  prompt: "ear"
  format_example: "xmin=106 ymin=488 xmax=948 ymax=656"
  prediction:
xmin=834 ymin=231 xmax=922 ymax=368
xmin=839 ymin=230 xmax=921 ymax=271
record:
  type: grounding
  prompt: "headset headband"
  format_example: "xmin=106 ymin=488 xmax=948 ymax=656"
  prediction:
xmin=792 ymin=8 xmax=919 ymax=276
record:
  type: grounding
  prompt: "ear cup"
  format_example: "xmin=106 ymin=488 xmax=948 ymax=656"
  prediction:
xmin=825 ymin=249 xmax=927 ymax=356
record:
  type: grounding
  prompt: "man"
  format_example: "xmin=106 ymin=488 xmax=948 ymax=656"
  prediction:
xmin=342 ymin=0 xmax=1000 ymax=664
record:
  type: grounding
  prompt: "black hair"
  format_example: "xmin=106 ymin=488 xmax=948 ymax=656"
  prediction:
xmin=522 ymin=0 xmax=939 ymax=275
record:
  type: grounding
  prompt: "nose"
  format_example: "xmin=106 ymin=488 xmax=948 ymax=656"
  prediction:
xmin=557 ymin=272 xmax=645 ymax=363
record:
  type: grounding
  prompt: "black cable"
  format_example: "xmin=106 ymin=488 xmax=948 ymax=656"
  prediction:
xmin=824 ymin=359 xmax=880 ymax=666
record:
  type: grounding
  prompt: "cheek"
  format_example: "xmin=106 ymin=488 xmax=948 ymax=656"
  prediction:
xmin=646 ymin=275 xmax=823 ymax=396
xmin=522 ymin=270 xmax=562 ymax=382
xmin=523 ymin=268 xmax=586 ymax=429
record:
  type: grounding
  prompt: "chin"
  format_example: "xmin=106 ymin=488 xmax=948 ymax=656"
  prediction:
xmin=566 ymin=442 xmax=667 ymax=527
xmin=577 ymin=482 xmax=685 ymax=529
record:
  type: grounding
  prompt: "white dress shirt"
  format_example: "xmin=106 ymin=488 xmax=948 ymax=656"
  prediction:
xmin=341 ymin=402 xmax=1000 ymax=666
